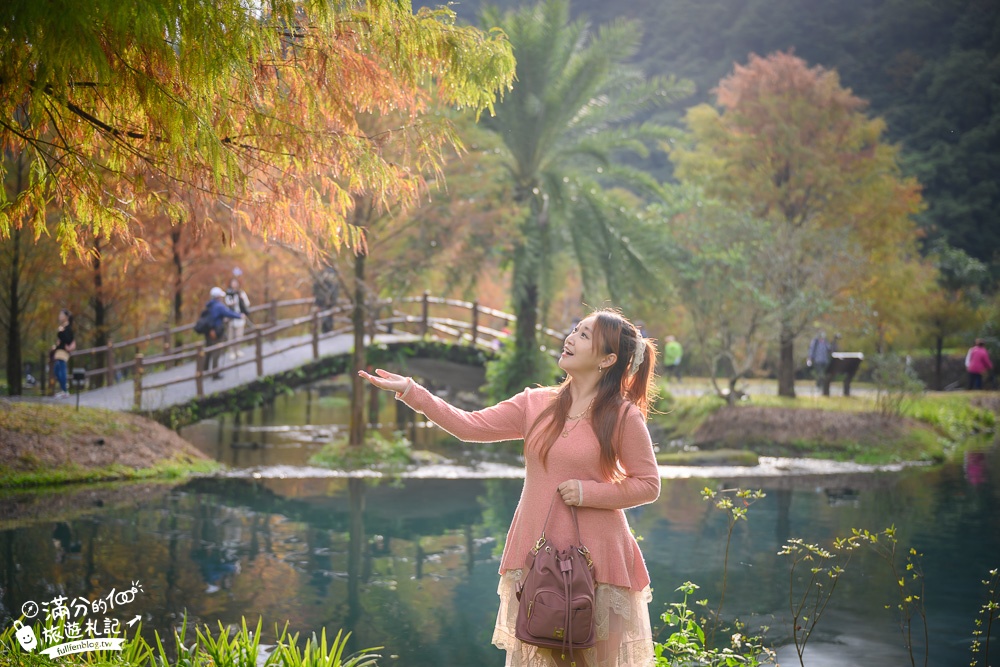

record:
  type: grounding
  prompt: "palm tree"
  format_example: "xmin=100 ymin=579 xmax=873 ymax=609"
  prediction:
xmin=480 ymin=0 xmax=692 ymax=395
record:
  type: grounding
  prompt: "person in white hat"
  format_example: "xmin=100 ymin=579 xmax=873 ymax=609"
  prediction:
xmin=201 ymin=286 xmax=244 ymax=379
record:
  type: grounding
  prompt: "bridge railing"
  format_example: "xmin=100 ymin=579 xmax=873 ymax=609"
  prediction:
xmin=66 ymin=298 xmax=323 ymax=391
xmin=65 ymin=292 xmax=566 ymax=409
xmin=386 ymin=292 xmax=565 ymax=351
xmin=132 ymin=305 xmax=356 ymax=408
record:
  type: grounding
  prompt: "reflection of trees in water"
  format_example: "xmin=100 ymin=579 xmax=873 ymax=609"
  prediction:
xmin=0 ymin=477 xmax=528 ymax=650
xmin=344 ymin=477 xmax=365 ymax=654
xmin=189 ymin=498 xmax=246 ymax=599
xmin=476 ymin=479 xmax=519 ymax=558
xmin=775 ymin=488 xmax=792 ymax=548
xmin=0 ymin=468 xmax=995 ymax=666
xmin=639 ymin=474 xmax=950 ymax=627
xmin=164 ymin=502 xmax=180 ymax=629
xmin=51 ymin=522 xmax=82 ymax=562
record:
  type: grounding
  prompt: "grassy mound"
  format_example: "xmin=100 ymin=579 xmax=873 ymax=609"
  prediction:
xmin=0 ymin=400 xmax=218 ymax=488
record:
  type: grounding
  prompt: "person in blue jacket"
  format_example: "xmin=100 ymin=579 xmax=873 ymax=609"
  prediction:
xmin=204 ymin=286 xmax=244 ymax=379
xmin=806 ymin=330 xmax=833 ymax=388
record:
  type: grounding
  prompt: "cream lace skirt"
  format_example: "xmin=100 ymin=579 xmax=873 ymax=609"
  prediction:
xmin=491 ymin=569 xmax=655 ymax=667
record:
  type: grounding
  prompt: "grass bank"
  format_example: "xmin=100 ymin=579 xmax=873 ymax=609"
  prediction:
xmin=0 ymin=401 xmax=218 ymax=489
xmin=651 ymin=383 xmax=997 ymax=465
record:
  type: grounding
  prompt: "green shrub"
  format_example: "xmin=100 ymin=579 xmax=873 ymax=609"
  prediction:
xmin=970 ymin=568 xmax=999 ymax=666
xmin=870 ymin=353 xmax=924 ymax=418
xmin=904 ymin=395 xmax=996 ymax=442
xmin=483 ymin=340 xmax=559 ymax=403
xmin=0 ymin=615 xmax=378 ymax=667
xmin=309 ymin=431 xmax=414 ymax=472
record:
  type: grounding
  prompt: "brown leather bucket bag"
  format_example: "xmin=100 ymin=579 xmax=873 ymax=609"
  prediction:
xmin=515 ymin=492 xmax=596 ymax=666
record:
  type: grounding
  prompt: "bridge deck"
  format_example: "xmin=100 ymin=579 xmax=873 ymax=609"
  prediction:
xmin=54 ymin=331 xmax=418 ymax=412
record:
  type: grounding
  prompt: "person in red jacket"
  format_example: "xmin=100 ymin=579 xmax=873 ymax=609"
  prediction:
xmin=965 ymin=338 xmax=993 ymax=390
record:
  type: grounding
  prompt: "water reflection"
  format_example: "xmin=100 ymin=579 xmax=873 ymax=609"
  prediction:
xmin=179 ymin=381 xmax=524 ymax=472
xmin=4 ymin=377 xmax=999 ymax=666
xmin=1 ymin=453 xmax=998 ymax=667
xmin=965 ymin=450 xmax=990 ymax=486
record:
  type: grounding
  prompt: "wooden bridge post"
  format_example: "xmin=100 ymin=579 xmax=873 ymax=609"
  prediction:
xmin=195 ymin=343 xmax=205 ymax=397
xmin=255 ymin=328 xmax=264 ymax=377
xmin=105 ymin=339 xmax=116 ymax=386
xmin=162 ymin=325 xmax=172 ymax=355
xmin=269 ymin=300 xmax=279 ymax=343
xmin=471 ymin=300 xmax=479 ymax=346
xmin=133 ymin=353 xmax=144 ymax=411
xmin=311 ymin=309 xmax=320 ymax=359
xmin=421 ymin=290 xmax=429 ymax=336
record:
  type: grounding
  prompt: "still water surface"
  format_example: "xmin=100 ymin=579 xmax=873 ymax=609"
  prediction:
xmin=2 ymin=383 xmax=998 ymax=667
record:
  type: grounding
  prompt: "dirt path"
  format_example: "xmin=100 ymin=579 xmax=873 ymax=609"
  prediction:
xmin=691 ymin=405 xmax=919 ymax=448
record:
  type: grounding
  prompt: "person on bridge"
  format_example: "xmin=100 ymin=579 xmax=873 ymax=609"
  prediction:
xmin=224 ymin=274 xmax=252 ymax=359
xmin=203 ymin=287 xmax=244 ymax=379
xmin=361 ymin=308 xmax=660 ymax=667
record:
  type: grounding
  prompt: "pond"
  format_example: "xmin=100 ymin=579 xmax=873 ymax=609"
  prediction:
xmin=1 ymin=380 xmax=998 ymax=667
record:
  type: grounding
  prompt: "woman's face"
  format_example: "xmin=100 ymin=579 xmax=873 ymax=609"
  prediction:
xmin=58 ymin=311 xmax=68 ymax=326
xmin=230 ymin=278 xmax=240 ymax=290
xmin=559 ymin=316 xmax=606 ymax=375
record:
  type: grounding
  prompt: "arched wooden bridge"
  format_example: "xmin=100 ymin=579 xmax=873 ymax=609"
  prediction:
xmin=57 ymin=294 xmax=566 ymax=412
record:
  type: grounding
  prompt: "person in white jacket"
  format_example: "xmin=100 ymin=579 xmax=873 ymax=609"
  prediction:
xmin=224 ymin=276 xmax=251 ymax=358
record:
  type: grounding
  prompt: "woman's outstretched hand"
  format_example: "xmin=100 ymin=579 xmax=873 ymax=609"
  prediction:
xmin=358 ymin=368 xmax=411 ymax=395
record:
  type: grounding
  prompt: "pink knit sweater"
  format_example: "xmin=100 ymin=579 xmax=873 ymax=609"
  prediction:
xmin=399 ymin=384 xmax=661 ymax=591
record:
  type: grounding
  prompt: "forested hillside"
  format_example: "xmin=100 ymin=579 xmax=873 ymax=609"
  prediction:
xmin=435 ymin=0 xmax=999 ymax=269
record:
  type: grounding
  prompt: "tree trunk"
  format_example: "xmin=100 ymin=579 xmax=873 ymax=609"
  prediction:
xmin=514 ymin=274 xmax=539 ymax=359
xmin=934 ymin=334 xmax=944 ymax=391
xmin=263 ymin=257 xmax=271 ymax=304
xmin=511 ymin=189 xmax=545 ymax=369
xmin=349 ymin=251 xmax=367 ymax=447
xmin=171 ymin=225 xmax=184 ymax=348
xmin=727 ymin=375 xmax=739 ymax=406
xmin=3 ymin=225 xmax=22 ymax=395
xmin=3 ymin=157 xmax=26 ymax=396
xmin=92 ymin=239 xmax=109 ymax=387
xmin=778 ymin=324 xmax=796 ymax=398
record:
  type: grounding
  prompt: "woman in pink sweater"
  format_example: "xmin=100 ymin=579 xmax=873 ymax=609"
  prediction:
xmin=361 ymin=308 xmax=660 ymax=667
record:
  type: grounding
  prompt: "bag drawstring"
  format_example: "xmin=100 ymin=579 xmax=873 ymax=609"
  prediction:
xmin=563 ymin=561 xmax=573 ymax=665
xmin=540 ymin=491 xmax=584 ymax=667
xmin=525 ymin=491 xmax=591 ymax=666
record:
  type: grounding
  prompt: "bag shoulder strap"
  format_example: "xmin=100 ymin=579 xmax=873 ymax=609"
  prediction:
xmin=533 ymin=491 xmax=587 ymax=557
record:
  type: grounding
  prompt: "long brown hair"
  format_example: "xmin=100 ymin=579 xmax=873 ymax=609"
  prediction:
xmin=527 ymin=309 xmax=658 ymax=481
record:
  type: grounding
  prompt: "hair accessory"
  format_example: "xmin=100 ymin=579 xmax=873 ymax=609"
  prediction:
xmin=629 ymin=337 xmax=646 ymax=377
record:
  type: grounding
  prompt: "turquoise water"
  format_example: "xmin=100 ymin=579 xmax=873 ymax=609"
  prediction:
xmin=1 ymin=384 xmax=997 ymax=666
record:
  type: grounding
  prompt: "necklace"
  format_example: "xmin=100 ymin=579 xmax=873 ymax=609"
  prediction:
xmin=561 ymin=399 xmax=594 ymax=438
